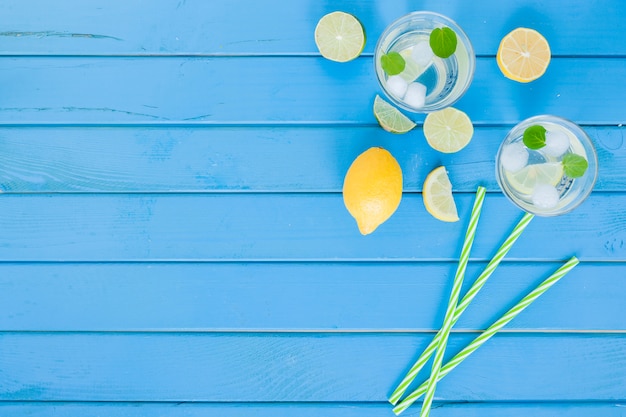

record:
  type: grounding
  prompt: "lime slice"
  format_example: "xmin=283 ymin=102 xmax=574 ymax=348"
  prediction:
xmin=423 ymin=107 xmax=473 ymax=153
xmin=399 ymin=49 xmax=424 ymax=82
xmin=423 ymin=166 xmax=459 ymax=222
xmin=314 ymin=11 xmax=366 ymax=63
xmin=373 ymin=95 xmax=417 ymax=134
xmin=505 ymin=162 xmax=564 ymax=195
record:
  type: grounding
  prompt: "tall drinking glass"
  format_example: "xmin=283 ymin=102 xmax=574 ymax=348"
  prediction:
xmin=495 ymin=115 xmax=598 ymax=216
xmin=374 ymin=11 xmax=475 ymax=113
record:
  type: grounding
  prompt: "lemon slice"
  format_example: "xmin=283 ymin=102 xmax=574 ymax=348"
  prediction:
xmin=314 ymin=11 xmax=366 ymax=63
xmin=373 ymin=95 xmax=416 ymax=134
xmin=497 ymin=28 xmax=551 ymax=83
xmin=423 ymin=107 xmax=473 ymax=153
xmin=505 ymin=162 xmax=564 ymax=195
xmin=423 ymin=166 xmax=459 ymax=222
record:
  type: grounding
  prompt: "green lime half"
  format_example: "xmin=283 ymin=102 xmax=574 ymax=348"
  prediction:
xmin=314 ymin=11 xmax=366 ymax=63
xmin=373 ymin=95 xmax=416 ymax=134
xmin=505 ymin=162 xmax=564 ymax=195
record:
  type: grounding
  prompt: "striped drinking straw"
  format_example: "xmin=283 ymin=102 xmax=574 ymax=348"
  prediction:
xmin=417 ymin=186 xmax=485 ymax=417
xmin=393 ymin=256 xmax=579 ymax=415
xmin=389 ymin=212 xmax=534 ymax=405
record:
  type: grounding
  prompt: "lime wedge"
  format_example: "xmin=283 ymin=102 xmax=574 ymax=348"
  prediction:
xmin=505 ymin=162 xmax=564 ymax=195
xmin=399 ymin=49 xmax=424 ymax=82
xmin=373 ymin=95 xmax=417 ymax=134
xmin=423 ymin=107 xmax=473 ymax=153
xmin=314 ymin=11 xmax=366 ymax=63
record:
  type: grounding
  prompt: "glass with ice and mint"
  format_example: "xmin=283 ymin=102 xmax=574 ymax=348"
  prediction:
xmin=374 ymin=11 xmax=475 ymax=113
xmin=496 ymin=115 xmax=598 ymax=216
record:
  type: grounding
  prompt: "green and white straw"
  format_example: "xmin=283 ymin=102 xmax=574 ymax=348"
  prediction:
xmin=418 ymin=186 xmax=486 ymax=417
xmin=392 ymin=256 xmax=579 ymax=415
xmin=389 ymin=212 xmax=534 ymax=405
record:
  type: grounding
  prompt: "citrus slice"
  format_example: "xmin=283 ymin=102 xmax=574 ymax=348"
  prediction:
xmin=505 ymin=162 xmax=564 ymax=195
xmin=373 ymin=95 xmax=416 ymax=134
xmin=423 ymin=107 xmax=473 ymax=153
xmin=398 ymin=49 xmax=424 ymax=82
xmin=496 ymin=28 xmax=551 ymax=83
xmin=423 ymin=166 xmax=459 ymax=222
xmin=314 ymin=11 xmax=366 ymax=63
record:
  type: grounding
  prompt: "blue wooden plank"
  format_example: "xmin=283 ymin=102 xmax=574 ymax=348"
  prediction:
xmin=0 ymin=57 xmax=624 ymax=124
xmin=0 ymin=402 xmax=623 ymax=417
xmin=0 ymin=193 xmax=621 ymax=262
xmin=0 ymin=0 xmax=623 ymax=56
xmin=0 ymin=262 xmax=622 ymax=331
xmin=0 ymin=333 xmax=624 ymax=401
xmin=0 ymin=0 xmax=622 ymax=414
xmin=0 ymin=126 xmax=621 ymax=193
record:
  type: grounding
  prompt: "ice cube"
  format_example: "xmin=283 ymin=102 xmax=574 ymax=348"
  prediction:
xmin=386 ymin=75 xmax=408 ymax=99
xmin=531 ymin=183 xmax=560 ymax=209
xmin=403 ymin=82 xmax=427 ymax=109
xmin=544 ymin=130 xmax=570 ymax=157
xmin=500 ymin=142 xmax=529 ymax=173
xmin=411 ymin=41 xmax=434 ymax=67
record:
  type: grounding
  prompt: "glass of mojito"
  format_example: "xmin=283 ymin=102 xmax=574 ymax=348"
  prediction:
xmin=496 ymin=115 xmax=598 ymax=216
xmin=374 ymin=11 xmax=475 ymax=113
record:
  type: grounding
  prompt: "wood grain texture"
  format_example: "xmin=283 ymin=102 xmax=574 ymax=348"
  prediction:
xmin=0 ymin=262 xmax=623 ymax=332
xmin=0 ymin=402 xmax=624 ymax=417
xmin=0 ymin=57 xmax=624 ymax=124
xmin=0 ymin=0 xmax=623 ymax=56
xmin=0 ymin=193 xmax=623 ymax=262
xmin=0 ymin=333 xmax=625 ymax=402
xmin=1 ymin=0 xmax=624 ymax=414
xmin=0 ymin=126 xmax=622 ymax=193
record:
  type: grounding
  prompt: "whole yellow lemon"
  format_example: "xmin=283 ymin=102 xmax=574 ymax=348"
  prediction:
xmin=342 ymin=147 xmax=403 ymax=235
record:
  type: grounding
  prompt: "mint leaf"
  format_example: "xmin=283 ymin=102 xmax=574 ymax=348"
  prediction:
xmin=562 ymin=154 xmax=588 ymax=178
xmin=429 ymin=27 xmax=457 ymax=58
xmin=523 ymin=125 xmax=547 ymax=149
xmin=380 ymin=52 xmax=405 ymax=76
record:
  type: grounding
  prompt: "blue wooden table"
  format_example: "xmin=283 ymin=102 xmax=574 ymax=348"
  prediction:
xmin=0 ymin=1 xmax=625 ymax=416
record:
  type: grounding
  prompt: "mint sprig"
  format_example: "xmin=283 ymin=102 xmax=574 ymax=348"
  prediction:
xmin=381 ymin=52 xmax=405 ymax=76
xmin=429 ymin=27 xmax=457 ymax=58
xmin=523 ymin=125 xmax=547 ymax=150
xmin=562 ymin=154 xmax=588 ymax=178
